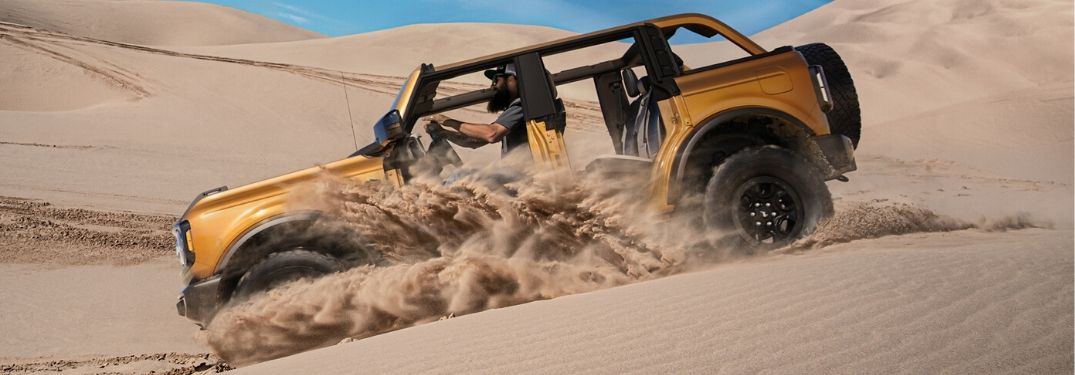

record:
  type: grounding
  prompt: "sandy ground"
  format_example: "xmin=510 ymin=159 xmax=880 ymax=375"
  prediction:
xmin=0 ymin=198 xmax=217 ymax=373
xmin=237 ymin=229 xmax=1073 ymax=374
xmin=0 ymin=196 xmax=173 ymax=265
xmin=0 ymin=258 xmax=218 ymax=373
xmin=0 ymin=0 xmax=1072 ymax=373
xmin=0 ymin=0 xmax=321 ymax=46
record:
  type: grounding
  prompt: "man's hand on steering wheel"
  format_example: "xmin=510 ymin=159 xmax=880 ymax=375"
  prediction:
xmin=431 ymin=113 xmax=462 ymax=130
xmin=424 ymin=116 xmax=485 ymax=149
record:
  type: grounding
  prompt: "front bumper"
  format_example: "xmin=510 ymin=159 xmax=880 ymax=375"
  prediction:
xmin=814 ymin=134 xmax=857 ymax=179
xmin=176 ymin=276 xmax=222 ymax=326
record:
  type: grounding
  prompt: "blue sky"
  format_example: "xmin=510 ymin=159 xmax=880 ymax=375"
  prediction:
xmin=192 ymin=0 xmax=829 ymax=44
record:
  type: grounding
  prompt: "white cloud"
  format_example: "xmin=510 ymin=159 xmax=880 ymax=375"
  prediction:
xmin=271 ymin=2 xmax=314 ymax=17
xmin=276 ymin=11 xmax=309 ymax=24
xmin=432 ymin=0 xmax=620 ymax=32
xmin=269 ymin=1 xmax=347 ymax=27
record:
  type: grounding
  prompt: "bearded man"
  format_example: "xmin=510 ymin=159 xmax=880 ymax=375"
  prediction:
xmin=426 ymin=63 xmax=528 ymax=154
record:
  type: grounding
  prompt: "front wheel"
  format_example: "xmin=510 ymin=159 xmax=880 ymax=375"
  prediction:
xmin=233 ymin=249 xmax=341 ymax=300
xmin=703 ymin=146 xmax=833 ymax=251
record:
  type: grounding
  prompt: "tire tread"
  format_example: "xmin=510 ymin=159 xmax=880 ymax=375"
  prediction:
xmin=795 ymin=43 xmax=861 ymax=148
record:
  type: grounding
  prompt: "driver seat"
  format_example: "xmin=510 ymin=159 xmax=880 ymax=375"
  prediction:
xmin=583 ymin=69 xmax=665 ymax=177
xmin=619 ymin=68 xmax=665 ymax=159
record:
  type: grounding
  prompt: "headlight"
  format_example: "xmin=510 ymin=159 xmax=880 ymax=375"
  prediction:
xmin=174 ymin=220 xmax=194 ymax=267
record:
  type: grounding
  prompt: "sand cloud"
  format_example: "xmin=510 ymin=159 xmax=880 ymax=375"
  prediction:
xmin=204 ymin=160 xmax=1046 ymax=366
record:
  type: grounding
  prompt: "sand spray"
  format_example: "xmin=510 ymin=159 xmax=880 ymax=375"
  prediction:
xmin=206 ymin=160 xmax=1045 ymax=365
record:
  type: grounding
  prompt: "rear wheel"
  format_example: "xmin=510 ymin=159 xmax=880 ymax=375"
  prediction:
xmin=233 ymin=249 xmax=341 ymax=300
xmin=703 ymin=147 xmax=833 ymax=251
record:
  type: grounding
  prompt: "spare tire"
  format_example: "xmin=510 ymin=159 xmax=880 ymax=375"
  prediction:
xmin=795 ymin=43 xmax=861 ymax=149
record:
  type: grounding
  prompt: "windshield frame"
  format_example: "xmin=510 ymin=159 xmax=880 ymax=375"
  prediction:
xmin=392 ymin=67 xmax=423 ymax=120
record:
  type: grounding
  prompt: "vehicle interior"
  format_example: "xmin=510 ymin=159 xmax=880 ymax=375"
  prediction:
xmin=371 ymin=23 xmax=738 ymax=179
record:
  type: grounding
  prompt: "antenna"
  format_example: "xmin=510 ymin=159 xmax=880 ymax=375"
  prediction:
xmin=340 ymin=72 xmax=359 ymax=150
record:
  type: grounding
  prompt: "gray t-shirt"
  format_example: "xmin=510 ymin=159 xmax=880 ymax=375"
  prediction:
xmin=494 ymin=98 xmax=527 ymax=154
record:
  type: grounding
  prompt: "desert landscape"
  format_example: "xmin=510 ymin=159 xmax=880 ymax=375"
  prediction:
xmin=0 ymin=0 xmax=1072 ymax=374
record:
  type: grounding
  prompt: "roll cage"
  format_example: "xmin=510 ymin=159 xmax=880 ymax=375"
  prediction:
xmin=392 ymin=13 xmax=768 ymax=136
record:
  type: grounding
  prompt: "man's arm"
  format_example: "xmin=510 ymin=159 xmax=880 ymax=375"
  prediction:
xmin=458 ymin=122 xmax=509 ymax=143
xmin=425 ymin=121 xmax=487 ymax=149
xmin=434 ymin=114 xmax=510 ymax=143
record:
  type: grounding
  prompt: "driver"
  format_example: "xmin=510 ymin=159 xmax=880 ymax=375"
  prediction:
xmin=426 ymin=63 xmax=527 ymax=154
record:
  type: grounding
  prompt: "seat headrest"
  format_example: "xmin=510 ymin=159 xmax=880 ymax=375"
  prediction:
xmin=622 ymin=68 xmax=640 ymax=98
xmin=637 ymin=76 xmax=650 ymax=96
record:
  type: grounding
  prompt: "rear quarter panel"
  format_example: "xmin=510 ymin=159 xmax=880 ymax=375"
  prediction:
xmin=649 ymin=50 xmax=831 ymax=209
xmin=674 ymin=50 xmax=830 ymax=135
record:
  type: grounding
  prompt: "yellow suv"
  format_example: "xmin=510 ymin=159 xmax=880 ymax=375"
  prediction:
xmin=174 ymin=13 xmax=859 ymax=325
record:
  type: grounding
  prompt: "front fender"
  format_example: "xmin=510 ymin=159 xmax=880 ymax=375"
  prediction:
xmin=214 ymin=210 xmax=323 ymax=277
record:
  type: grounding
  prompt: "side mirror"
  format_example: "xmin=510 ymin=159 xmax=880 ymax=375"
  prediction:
xmin=373 ymin=110 xmax=404 ymax=144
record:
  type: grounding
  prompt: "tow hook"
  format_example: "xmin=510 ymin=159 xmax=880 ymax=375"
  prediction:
xmin=835 ymin=175 xmax=849 ymax=182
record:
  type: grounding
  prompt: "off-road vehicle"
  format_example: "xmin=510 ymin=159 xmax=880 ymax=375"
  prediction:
xmin=173 ymin=13 xmax=859 ymax=325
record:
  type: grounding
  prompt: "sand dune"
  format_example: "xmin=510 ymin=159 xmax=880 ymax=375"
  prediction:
xmin=174 ymin=22 xmax=628 ymax=100
xmin=0 ymin=29 xmax=141 ymax=111
xmin=866 ymin=81 xmax=1073 ymax=183
xmin=229 ymin=0 xmax=1073 ymax=370
xmin=177 ymin=23 xmax=583 ymax=76
xmin=0 ymin=0 xmax=1071 ymax=372
xmin=2 ymin=0 xmax=1063 ymax=218
xmin=728 ymin=0 xmax=1074 ymax=126
xmin=0 ymin=20 xmax=396 ymax=212
xmin=0 ymin=258 xmax=204 ymax=359
xmin=0 ymin=0 xmax=322 ymax=46
xmin=0 ymin=20 xmax=608 ymax=212
xmin=0 ymin=257 xmax=221 ymax=374
xmin=678 ymin=0 xmax=1074 ymax=184
xmin=239 ymin=229 xmax=1073 ymax=374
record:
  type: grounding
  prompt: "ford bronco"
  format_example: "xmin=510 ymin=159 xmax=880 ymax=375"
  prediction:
xmin=173 ymin=13 xmax=860 ymax=325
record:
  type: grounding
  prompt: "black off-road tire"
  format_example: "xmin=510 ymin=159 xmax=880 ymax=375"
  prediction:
xmin=703 ymin=146 xmax=833 ymax=252
xmin=795 ymin=43 xmax=861 ymax=149
xmin=233 ymin=249 xmax=341 ymax=300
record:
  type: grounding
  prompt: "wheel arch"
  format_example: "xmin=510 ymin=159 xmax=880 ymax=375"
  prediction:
xmin=215 ymin=210 xmax=323 ymax=276
xmin=669 ymin=106 xmax=818 ymax=202
xmin=213 ymin=210 xmax=377 ymax=301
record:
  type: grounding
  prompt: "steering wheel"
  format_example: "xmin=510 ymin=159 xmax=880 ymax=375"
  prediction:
xmin=425 ymin=120 xmax=464 ymax=168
